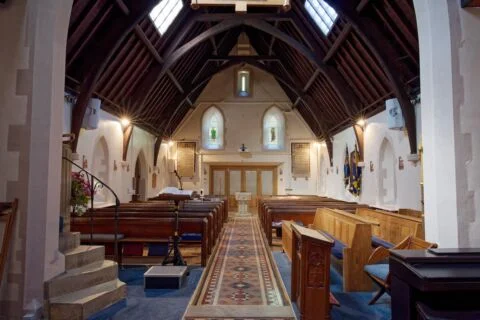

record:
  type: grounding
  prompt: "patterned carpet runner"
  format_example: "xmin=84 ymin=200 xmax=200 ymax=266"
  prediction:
xmin=183 ymin=214 xmax=296 ymax=320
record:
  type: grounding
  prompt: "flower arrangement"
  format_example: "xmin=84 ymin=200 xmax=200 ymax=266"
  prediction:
xmin=70 ymin=172 xmax=94 ymax=216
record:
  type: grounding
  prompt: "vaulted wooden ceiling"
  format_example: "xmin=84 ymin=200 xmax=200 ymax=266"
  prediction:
xmin=66 ymin=0 xmax=419 ymax=156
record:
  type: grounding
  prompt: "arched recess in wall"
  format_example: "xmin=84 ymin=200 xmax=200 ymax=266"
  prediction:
xmin=202 ymin=106 xmax=224 ymax=150
xmin=377 ymin=137 xmax=397 ymax=207
xmin=134 ymin=150 xmax=148 ymax=201
xmin=92 ymin=136 xmax=110 ymax=203
xmin=262 ymin=106 xmax=285 ymax=150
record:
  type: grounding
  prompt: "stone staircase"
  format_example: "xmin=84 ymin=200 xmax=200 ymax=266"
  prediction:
xmin=45 ymin=232 xmax=126 ymax=320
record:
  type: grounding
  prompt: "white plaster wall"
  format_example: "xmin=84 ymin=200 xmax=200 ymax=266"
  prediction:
xmin=414 ymin=0 xmax=480 ymax=247
xmin=319 ymin=108 xmax=422 ymax=211
xmin=172 ymin=65 xmax=319 ymax=195
xmin=65 ymin=103 xmax=170 ymax=203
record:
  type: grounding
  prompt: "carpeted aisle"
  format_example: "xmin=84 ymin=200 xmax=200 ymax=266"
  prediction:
xmin=183 ymin=214 xmax=296 ymax=320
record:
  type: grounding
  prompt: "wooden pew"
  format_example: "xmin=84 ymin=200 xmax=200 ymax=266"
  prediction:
xmin=356 ymin=207 xmax=424 ymax=247
xmin=93 ymin=205 xmax=222 ymax=246
xmin=309 ymin=208 xmax=373 ymax=292
xmin=398 ymin=208 xmax=423 ymax=219
xmin=80 ymin=211 xmax=216 ymax=254
xmin=71 ymin=216 xmax=209 ymax=266
xmin=263 ymin=203 xmax=368 ymax=245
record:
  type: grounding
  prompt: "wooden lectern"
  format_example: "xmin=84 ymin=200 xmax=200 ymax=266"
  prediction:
xmin=291 ymin=224 xmax=334 ymax=320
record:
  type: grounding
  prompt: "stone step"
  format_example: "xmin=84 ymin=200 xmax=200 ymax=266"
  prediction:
xmin=45 ymin=260 xmax=118 ymax=300
xmin=64 ymin=245 xmax=105 ymax=270
xmin=59 ymin=232 xmax=80 ymax=252
xmin=49 ymin=279 xmax=126 ymax=320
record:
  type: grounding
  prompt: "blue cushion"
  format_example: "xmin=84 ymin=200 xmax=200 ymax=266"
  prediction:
xmin=148 ymin=243 xmax=168 ymax=256
xmin=371 ymin=236 xmax=394 ymax=249
xmin=318 ymin=230 xmax=346 ymax=260
xmin=364 ymin=264 xmax=389 ymax=281
xmin=181 ymin=233 xmax=202 ymax=241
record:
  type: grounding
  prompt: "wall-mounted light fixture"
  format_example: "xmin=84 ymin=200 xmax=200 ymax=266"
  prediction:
xmin=356 ymin=118 xmax=366 ymax=129
xmin=121 ymin=117 xmax=131 ymax=128
xmin=168 ymin=140 xmax=174 ymax=146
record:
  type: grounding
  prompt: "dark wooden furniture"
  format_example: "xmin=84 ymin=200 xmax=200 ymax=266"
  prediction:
xmin=0 ymin=199 xmax=17 ymax=287
xmin=389 ymin=249 xmax=480 ymax=320
xmin=291 ymin=223 xmax=337 ymax=320
xmin=364 ymin=236 xmax=436 ymax=305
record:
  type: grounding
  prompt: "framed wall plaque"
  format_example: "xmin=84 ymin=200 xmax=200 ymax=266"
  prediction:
xmin=177 ymin=142 xmax=196 ymax=177
xmin=291 ymin=142 xmax=310 ymax=177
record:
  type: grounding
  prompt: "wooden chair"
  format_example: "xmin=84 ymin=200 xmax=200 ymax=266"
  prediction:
xmin=363 ymin=235 xmax=437 ymax=305
xmin=0 ymin=199 xmax=18 ymax=287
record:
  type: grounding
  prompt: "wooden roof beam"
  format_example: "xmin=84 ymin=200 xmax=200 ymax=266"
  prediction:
xmin=70 ymin=0 xmax=158 ymax=152
xmin=208 ymin=56 xmax=281 ymax=62
xmin=194 ymin=13 xmax=292 ymax=22
xmin=325 ymin=0 xmax=417 ymax=154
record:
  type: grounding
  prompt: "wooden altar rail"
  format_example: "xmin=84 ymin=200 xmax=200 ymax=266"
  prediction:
xmin=71 ymin=216 xmax=209 ymax=266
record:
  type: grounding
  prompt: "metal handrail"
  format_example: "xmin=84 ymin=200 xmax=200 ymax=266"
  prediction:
xmin=63 ymin=156 xmax=121 ymax=265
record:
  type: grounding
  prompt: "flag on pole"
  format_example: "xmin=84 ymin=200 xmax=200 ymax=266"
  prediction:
xmin=349 ymin=144 xmax=362 ymax=196
xmin=343 ymin=145 xmax=350 ymax=188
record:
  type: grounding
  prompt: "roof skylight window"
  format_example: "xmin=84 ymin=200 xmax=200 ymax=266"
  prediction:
xmin=149 ymin=0 xmax=183 ymax=35
xmin=304 ymin=0 xmax=338 ymax=36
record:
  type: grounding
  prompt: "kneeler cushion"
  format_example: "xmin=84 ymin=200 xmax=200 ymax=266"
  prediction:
xmin=181 ymin=233 xmax=202 ymax=241
xmin=148 ymin=243 xmax=169 ymax=256
xmin=123 ymin=243 xmax=144 ymax=256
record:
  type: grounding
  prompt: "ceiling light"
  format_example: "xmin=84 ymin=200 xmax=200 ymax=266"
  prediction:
xmin=121 ymin=117 xmax=131 ymax=128
xmin=356 ymin=118 xmax=366 ymax=127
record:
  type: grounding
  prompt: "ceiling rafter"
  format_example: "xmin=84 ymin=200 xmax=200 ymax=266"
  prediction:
xmin=324 ymin=0 xmax=418 ymax=154
xmin=70 ymin=0 xmax=158 ymax=152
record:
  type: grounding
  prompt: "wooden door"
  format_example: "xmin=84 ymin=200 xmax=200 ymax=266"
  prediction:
xmin=228 ymin=169 xmax=242 ymax=210
xmin=210 ymin=165 xmax=278 ymax=211
xmin=244 ymin=169 xmax=258 ymax=208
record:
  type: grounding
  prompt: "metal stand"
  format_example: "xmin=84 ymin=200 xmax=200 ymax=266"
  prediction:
xmin=162 ymin=199 xmax=186 ymax=266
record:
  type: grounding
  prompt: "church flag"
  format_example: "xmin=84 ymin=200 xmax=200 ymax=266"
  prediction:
xmin=343 ymin=145 xmax=350 ymax=188
xmin=348 ymin=144 xmax=362 ymax=196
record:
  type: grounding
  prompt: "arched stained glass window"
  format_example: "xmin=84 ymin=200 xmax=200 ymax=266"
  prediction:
xmin=202 ymin=106 xmax=224 ymax=150
xmin=263 ymin=106 xmax=285 ymax=150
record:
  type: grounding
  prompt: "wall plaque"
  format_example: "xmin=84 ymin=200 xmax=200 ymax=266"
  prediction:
xmin=177 ymin=142 xmax=196 ymax=177
xmin=291 ymin=142 xmax=310 ymax=177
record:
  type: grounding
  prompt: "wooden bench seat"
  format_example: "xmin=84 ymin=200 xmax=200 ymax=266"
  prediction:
xmin=309 ymin=208 xmax=373 ymax=292
xmin=262 ymin=203 xmax=368 ymax=245
xmin=356 ymin=207 xmax=424 ymax=248
xmin=80 ymin=210 xmax=217 ymax=253
xmin=71 ymin=216 xmax=209 ymax=266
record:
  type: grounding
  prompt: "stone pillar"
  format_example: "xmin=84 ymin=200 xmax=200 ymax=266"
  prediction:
xmin=414 ymin=0 xmax=480 ymax=247
xmin=0 ymin=0 xmax=73 ymax=318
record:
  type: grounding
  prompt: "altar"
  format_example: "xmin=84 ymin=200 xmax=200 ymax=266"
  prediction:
xmin=235 ymin=192 xmax=251 ymax=215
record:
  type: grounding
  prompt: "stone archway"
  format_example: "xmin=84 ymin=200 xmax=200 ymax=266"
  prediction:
xmin=377 ymin=138 xmax=397 ymax=208
xmin=92 ymin=137 xmax=110 ymax=203
xmin=134 ymin=150 xmax=148 ymax=201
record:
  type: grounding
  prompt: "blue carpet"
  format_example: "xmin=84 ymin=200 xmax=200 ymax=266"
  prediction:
xmin=90 ymin=265 xmax=204 ymax=320
xmin=91 ymin=256 xmax=390 ymax=320
xmin=273 ymin=252 xmax=391 ymax=320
